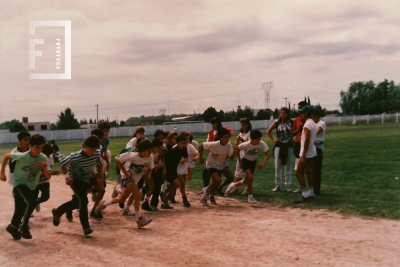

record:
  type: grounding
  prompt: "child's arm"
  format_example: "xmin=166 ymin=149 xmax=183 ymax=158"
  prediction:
xmin=198 ymin=144 xmax=205 ymax=164
xmin=0 ymin=153 xmax=11 ymax=181
xmin=258 ymin=150 xmax=270 ymax=170
xmin=61 ymin=165 xmax=73 ymax=185
xmin=266 ymin=122 xmax=279 ymax=142
xmin=39 ymin=161 xmax=51 ymax=180
xmin=114 ymin=157 xmax=132 ymax=179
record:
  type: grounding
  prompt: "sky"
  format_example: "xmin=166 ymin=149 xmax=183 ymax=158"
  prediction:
xmin=1 ymin=0 xmax=399 ymax=124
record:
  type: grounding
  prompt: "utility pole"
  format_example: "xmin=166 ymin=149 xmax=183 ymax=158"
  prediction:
xmin=284 ymin=98 xmax=288 ymax=107
xmin=95 ymin=104 xmax=99 ymax=123
xmin=261 ymin=82 xmax=273 ymax=109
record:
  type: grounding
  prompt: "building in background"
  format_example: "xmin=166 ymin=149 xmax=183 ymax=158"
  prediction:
xmin=22 ymin=117 xmax=51 ymax=131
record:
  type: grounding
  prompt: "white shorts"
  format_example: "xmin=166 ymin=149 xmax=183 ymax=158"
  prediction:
xmin=177 ymin=162 xmax=189 ymax=175
xmin=234 ymin=159 xmax=244 ymax=178
xmin=188 ymin=161 xmax=195 ymax=169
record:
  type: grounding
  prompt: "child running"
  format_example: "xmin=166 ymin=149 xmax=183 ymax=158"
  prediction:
xmin=96 ymin=139 xmax=153 ymax=228
xmin=3 ymin=134 xmax=50 ymax=240
xmin=34 ymin=144 xmax=54 ymax=213
xmin=52 ymin=135 xmax=103 ymax=236
xmin=126 ymin=126 xmax=145 ymax=148
xmin=198 ymin=128 xmax=236 ymax=206
xmin=0 ymin=132 xmax=31 ymax=186
xmin=224 ymin=130 xmax=270 ymax=204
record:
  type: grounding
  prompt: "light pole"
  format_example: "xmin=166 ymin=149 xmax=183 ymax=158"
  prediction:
xmin=95 ymin=104 xmax=99 ymax=123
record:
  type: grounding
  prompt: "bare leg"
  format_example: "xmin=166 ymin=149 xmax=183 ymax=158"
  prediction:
xmin=219 ymin=168 xmax=234 ymax=191
xmin=177 ymin=175 xmax=187 ymax=197
xmin=295 ymin=158 xmax=307 ymax=189
xmin=167 ymin=179 xmax=180 ymax=200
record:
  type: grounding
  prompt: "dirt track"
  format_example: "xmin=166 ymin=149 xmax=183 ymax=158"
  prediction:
xmin=0 ymin=169 xmax=399 ymax=267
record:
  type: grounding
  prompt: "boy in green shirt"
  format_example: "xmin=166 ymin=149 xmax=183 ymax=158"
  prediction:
xmin=2 ymin=134 xmax=50 ymax=240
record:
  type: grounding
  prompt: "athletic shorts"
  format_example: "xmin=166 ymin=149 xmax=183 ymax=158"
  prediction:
xmin=177 ymin=162 xmax=189 ymax=175
xmin=207 ymin=168 xmax=223 ymax=177
xmin=121 ymin=178 xmax=135 ymax=188
xmin=166 ymin=170 xmax=178 ymax=184
xmin=242 ymin=158 xmax=257 ymax=174
xmin=188 ymin=161 xmax=195 ymax=169
xmin=294 ymin=142 xmax=301 ymax=158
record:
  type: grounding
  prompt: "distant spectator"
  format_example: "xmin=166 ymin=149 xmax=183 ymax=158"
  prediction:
xmin=311 ymin=105 xmax=326 ymax=196
xmin=50 ymin=140 xmax=60 ymax=162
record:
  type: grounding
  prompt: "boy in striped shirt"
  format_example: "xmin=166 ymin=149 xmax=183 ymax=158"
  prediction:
xmin=52 ymin=136 xmax=103 ymax=236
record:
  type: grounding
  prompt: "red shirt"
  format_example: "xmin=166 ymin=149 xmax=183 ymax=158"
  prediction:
xmin=208 ymin=130 xmax=218 ymax=142
xmin=292 ymin=117 xmax=302 ymax=143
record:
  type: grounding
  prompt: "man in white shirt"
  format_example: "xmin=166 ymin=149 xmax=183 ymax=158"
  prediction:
xmin=312 ymin=105 xmax=326 ymax=196
xmin=294 ymin=105 xmax=317 ymax=204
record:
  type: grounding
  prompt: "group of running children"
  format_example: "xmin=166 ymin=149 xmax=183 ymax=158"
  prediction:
xmin=2 ymin=116 xmax=294 ymax=240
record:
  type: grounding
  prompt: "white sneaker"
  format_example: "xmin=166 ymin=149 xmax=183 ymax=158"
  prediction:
xmin=286 ymin=186 xmax=292 ymax=192
xmin=202 ymin=187 xmax=210 ymax=201
xmin=248 ymin=196 xmax=258 ymax=204
xmin=232 ymin=185 xmax=239 ymax=193
xmin=122 ymin=209 xmax=135 ymax=216
xmin=224 ymin=183 xmax=236 ymax=197
xmin=35 ymin=203 xmax=40 ymax=212
xmin=240 ymin=187 xmax=248 ymax=196
xmin=200 ymin=198 xmax=209 ymax=206
xmin=136 ymin=216 xmax=152 ymax=228
xmin=112 ymin=185 xmax=121 ymax=198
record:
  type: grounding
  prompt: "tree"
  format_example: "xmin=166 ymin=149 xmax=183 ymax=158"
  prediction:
xmin=89 ymin=118 xmax=93 ymax=124
xmin=272 ymin=108 xmax=280 ymax=119
xmin=236 ymin=106 xmax=254 ymax=120
xmin=203 ymin=107 xmax=219 ymax=122
xmin=256 ymin=110 xmax=271 ymax=120
xmin=0 ymin=119 xmax=27 ymax=132
xmin=79 ymin=119 xmax=88 ymax=125
xmin=56 ymin=107 xmax=80 ymax=130
xmin=120 ymin=120 xmax=126 ymax=127
xmin=340 ymin=80 xmax=400 ymax=115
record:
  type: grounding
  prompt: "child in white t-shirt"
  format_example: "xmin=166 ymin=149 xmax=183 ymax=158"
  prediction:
xmin=225 ymin=130 xmax=270 ymax=204
xmin=97 ymin=139 xmax=154 ymax=228
xmin=126 ymin=126 xmax=145 ymax=148
xmin=188 ymin=134 xmax=199 ymax=181
xmin=199 ymin=128 xmax=237 ymax=206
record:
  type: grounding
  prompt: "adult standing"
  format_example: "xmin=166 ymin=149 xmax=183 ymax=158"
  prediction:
xmin=294 ymin=105 xmax=317 ymax=204
xmin=266 ymin=107 xmax=294 ymax=192
xmin=311 ymin=105 xmax=326 ymax=196
xmin=291 ymin=100 xmax=308 ymax=193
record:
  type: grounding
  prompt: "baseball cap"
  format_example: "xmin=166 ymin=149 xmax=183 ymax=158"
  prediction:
xmin=298 ymin=105 xmax=313 ymax=113
xmin=224 ymin=126 xmax=235 ymax=134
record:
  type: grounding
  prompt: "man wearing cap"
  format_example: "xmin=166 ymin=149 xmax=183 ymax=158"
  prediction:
xmin=291 ymin=100 xmax=308 ymax=193
xmin=294 ymin=105 xmax=317 ymax=204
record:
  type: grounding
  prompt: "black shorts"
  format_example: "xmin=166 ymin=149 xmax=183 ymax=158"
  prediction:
xmin=242 ymin=158 xmax=257 ymax=174
xmin=121 ymin=178 xmax=135 ymax=188
xmin=207 ymin=168 xmax=223 ymax=177
xmin=294 ymin=142 xmax=301 ymax=158
xmin=166 ymin=170 xmax=178 ymax=184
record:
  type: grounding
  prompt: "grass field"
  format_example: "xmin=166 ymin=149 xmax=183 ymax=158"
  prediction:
xmin=1 ymin=123 xmax=399 ymax=219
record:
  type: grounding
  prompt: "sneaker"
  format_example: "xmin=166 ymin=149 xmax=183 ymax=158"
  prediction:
xmin=183 ymin=197 xmax=191 ymax=207
xmin=122 ymin=209 xmax=135 ymax=216
xmin=66 ymin=211 xmax=73 ymax=222
xmin=293 ymin=187 xmax=303 ymax=194
xmin=240 ymin=187 xmax=248 ymax=196
xmin=83 ymin=227 xmax=93 ymax=236
xmin=202 ymin=187 xmax=210 ymax=201
xmin=224 ymin=183 xmax=236 ymax=197
xmin=35 ymin=203 xmax=41 ymax=212
xmin=248 ymin=196 xmax=258 ymax=204
xmin=161 ymin=203 xmax=173 ymax=209
xmin=150 ymin=205 xmax=159 ymax=211
xmin=52 ymin=208 xmax=60 ymax=226
xmin=294 ymin=196 xmax=310 ymax=204
xmin=6 ymin=224 xmax=21 ymax=240
xmin=19 ymin=224 xmax=32 ymax=239
xmin=200 ymin=198 xmax=209 ymax=206
xmin=91 ymin=192 xmax=97 ymax=202
xmin=90 ymin=210 xmax=103 ymax=219
xmin=209 ymin=196 xmax=216 ymax=205
xmin=232 ymin=186 xmax=239 ymax=194
xmin=112 ymin=185 xmax=120 ymax=198
xmin=286 ymin=186 xmax=292 ymax=192
xmin=105 ymin=172 xmax=108 ymax=178
xmin=169 ymin=198 xmax=177 ymax=204
xmin=272 ymin=186 xmax=281 ymax=192
xmin=136 ymin=216 xmax=152 ymax=229
xmin=160 ymin=190 xmax=168 ymax=203
xmin=141 ymin=202 xmax=152 ymax=212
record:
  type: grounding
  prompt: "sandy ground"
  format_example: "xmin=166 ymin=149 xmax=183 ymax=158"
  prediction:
xmin=0 ymin=169 xmax=399 ymax=267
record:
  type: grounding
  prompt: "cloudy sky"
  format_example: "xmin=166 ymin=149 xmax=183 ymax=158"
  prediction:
xmin=1 ymin=0 xmax=399 ymax=123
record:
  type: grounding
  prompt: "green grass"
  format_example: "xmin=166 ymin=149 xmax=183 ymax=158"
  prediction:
xmin=1 ymin=124 xmax=399 ymax=219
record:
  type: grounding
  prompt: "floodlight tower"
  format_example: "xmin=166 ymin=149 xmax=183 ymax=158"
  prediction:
xmin=261 ymin=82 xmax=274 ymax=109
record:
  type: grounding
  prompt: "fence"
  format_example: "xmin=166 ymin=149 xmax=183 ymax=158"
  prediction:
xmin=0 ymin=113 xmax=398 ymax=144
